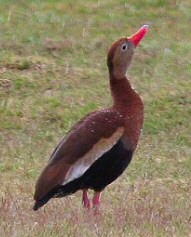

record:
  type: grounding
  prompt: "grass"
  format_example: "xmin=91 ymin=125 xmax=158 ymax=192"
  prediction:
xmin=0 ymin=0 xmax=191 ymax=236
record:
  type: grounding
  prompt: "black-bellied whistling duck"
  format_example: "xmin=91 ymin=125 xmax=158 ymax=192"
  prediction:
xmin=33 ymin=25 xmax=149 ymax=211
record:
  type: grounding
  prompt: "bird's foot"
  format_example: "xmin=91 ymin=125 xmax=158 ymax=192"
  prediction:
xmin=82 ymin=189 xmax=91 ymax=210
xmin=92 ymin=192 xmax=102 ymax=214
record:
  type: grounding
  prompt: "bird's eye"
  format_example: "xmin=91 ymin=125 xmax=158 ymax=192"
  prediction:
xmin=121 ymin=43 xmax=128 ymax=51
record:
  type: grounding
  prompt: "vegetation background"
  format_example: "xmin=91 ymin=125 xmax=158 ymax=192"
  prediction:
xmin=0 ymin=0 xmax=190 ymax=236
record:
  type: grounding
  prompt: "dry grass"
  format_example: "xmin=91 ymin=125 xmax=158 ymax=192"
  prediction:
xmin=0 ymin=133 xmax=190 ymax=237
xmin=0 ymin=179 xmax=190 ymax=237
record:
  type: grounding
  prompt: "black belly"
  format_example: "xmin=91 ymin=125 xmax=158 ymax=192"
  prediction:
xmin=56 ymin=139 xmax=133 ymax=196
xmin=33 ymin=140 xmax=133 ymax=210
xmin=81 ymin=140 xmax=133 ymax=191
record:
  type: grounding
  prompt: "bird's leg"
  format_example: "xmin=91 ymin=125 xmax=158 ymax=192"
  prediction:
xmin=82 ymin=189 xmax=91 ymax=210
xmin=92 ymin=191 xmax=102 ymax=209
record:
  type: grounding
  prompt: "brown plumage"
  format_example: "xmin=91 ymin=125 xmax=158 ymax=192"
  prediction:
xmin=33 ymin=25 xmax=149 ymax=211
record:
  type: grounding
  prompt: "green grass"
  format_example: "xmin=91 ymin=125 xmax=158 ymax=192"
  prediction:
xmin=0 ymin=0 xmax=190 ymax=236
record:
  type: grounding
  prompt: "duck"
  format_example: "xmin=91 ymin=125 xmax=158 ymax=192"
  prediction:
xmin=33 ymin=25 xmax=149 ymax=211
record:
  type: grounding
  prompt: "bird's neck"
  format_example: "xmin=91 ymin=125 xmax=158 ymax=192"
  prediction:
xmin=109 ymin=75 xmax=141 ymax=110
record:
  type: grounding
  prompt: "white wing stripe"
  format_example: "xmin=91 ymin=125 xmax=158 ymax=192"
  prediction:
xmin=62 ymin=127 xmax=124 ymax=185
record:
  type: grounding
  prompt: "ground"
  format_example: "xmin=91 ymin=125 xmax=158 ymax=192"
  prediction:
xmin=0 ymin=0 xmax=190 ymax=236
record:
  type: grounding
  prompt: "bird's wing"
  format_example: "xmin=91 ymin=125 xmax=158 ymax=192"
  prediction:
xmin=34 ymin=109 xmax=124 ymax=200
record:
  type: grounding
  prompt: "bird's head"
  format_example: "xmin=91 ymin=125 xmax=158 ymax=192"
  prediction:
xmin=107 ymin=25 xmax=149 ymax=79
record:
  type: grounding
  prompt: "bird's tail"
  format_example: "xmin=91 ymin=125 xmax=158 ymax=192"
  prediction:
xmin=33 ymin=198 xmax=49 ymax=211
xmin=33 ymin=188 xmax=56 ymax=211
xmin=33 ymin=179 xmax=85 ymax=211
